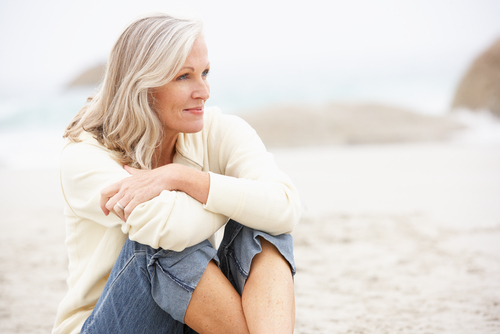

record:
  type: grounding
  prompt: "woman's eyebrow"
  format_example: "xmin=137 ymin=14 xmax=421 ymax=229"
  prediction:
xmin=180 ymin=63 xmax=210 ymax=72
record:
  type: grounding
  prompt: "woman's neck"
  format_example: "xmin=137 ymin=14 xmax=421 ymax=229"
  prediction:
xmin=153 ymin=133 xmax=178 ymax=168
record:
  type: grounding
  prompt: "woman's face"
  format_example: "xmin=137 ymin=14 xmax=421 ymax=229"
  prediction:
xmin=152 ymin=37 xmax=210 ymax=137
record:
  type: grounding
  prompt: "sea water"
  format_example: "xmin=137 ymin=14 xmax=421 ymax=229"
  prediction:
xmin=1 ymin=72 xmax=500 ymax=171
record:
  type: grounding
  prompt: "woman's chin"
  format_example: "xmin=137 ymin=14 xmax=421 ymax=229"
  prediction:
xmin=183 ymin=120 xmax=204 ymax=134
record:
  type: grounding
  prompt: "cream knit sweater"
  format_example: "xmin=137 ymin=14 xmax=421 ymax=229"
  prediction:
xmin=53 ymin=107 xmax=301 ymax=333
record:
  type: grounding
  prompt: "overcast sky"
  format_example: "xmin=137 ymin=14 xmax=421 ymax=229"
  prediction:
xmin=1 ymin=0 xmax=499 ymax=102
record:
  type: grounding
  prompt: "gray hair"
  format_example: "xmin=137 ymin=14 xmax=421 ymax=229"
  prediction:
xmin=64 ymin=13 xmax=204 ymax=169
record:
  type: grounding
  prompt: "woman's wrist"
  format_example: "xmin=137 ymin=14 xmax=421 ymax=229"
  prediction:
xmin=168 ymin=164 xmax=210 ymax=204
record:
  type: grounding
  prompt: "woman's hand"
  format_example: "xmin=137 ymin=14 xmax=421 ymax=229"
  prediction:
xmin=100 ymin=164 xmax=178 ymax=221
xmin=100 ymin=164 xmax=210 ymax=221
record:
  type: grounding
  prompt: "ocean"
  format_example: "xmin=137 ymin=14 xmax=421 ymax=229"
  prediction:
xmin=1 ymin=70 xmax=500 ymax=171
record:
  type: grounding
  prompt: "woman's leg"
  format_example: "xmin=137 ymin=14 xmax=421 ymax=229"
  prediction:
xmin=81 ymin=238 xmax=186 ymax=334
xmin=185 ymin=239 xmax=295 ymax=334
xmin=217 ymin=220 xmax=296 ymax=334
xmin=184 ymin=261 xmax=249 ymax=334
xmin=82 ymin=238 xmax=250 ymax=334
xmin=242 ymin=238 xmax=295 ymax=333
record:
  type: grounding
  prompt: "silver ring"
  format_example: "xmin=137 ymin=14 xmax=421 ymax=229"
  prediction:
xmin=116 ymin=202 xmax=125 ymax=211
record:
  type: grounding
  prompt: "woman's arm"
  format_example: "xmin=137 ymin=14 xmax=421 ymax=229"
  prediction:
xmin=201 ymin=112 xmax=301 ymax=235
xmin=71 ymin=109 xmax=300 ymax=250
xmin=61 ymin=137 xmax=227 ymax=251
xmin=100 ymin=163 xmax=210 ymax=221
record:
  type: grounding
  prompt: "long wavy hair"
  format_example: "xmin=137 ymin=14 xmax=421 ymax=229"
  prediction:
xmin=64 ymin=13 xmax=203 ymax=169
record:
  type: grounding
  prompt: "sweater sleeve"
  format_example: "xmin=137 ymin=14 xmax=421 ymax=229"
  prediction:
xmin=60 ymin=138 xmax=227 ymax=251
xmin=203 ymin=114 xmax=301 ymax=234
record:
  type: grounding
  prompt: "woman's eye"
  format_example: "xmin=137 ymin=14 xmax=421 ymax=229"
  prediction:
xmin=202 ymin=69 xmax=210 ymax=77
xmin=177 ymin=74 xmax=188 ymax=81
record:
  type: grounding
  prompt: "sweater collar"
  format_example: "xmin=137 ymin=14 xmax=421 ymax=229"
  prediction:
xmin=173 ymin=132 xmax=204 ymax=171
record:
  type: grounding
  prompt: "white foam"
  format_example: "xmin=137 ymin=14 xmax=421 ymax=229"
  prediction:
xmin=450 ymin=108 xmax=500 ymax=144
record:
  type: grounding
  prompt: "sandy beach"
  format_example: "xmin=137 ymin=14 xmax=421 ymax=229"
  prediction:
xmin=1 ymin=105 xmax=500 ymax=333
xmin=278 ymin=143 xmax=500 ymax=333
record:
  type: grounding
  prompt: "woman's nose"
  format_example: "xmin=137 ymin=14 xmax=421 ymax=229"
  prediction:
xmin=193 ymin=80 xmax=210 ymax=101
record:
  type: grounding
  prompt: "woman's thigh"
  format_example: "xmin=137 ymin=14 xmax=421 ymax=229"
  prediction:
xmin=81 ymin=238 xmax=217 ymax=334
xmin=217 ymin=219 xmax=296 ymax=295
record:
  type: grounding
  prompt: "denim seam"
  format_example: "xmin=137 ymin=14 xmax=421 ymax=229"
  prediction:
xmin=227 ymin=248 xmax=250 ymax=278
xmin=221 ymin=221 xmax=243 ymax=254
xmin=229 ymin=223 xmax=243 ymax=244
xmin=85 ymin=254 xmax=138 ymax=330
xmin=154 ymin=261 xmax=195 ymax=293
xmin=152 ymin=250 xmax=172 ymax=259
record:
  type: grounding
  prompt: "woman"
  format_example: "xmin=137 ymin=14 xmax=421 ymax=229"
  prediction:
xmin=53 ymin=13 xmax=300 ymax=334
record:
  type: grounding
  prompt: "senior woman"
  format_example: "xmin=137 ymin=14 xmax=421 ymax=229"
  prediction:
xmin=53 ymin=13 xmax=300 ymax=334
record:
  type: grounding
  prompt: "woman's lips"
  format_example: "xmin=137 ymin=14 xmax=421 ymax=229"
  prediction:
xmin=184 ymin=107 xmax=204 ymax=115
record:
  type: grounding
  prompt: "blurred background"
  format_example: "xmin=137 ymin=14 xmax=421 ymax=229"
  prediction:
xmin=2 ymin=2 xmax=500 ymax=332
xmin=0 ymin=0 xmax=500 ymax=169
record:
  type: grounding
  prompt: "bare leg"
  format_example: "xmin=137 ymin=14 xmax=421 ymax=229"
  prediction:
xmin=184 ymin=261 xmax=250 ymax=334
xmin=242 ymin=238 xmax=295 ymax=334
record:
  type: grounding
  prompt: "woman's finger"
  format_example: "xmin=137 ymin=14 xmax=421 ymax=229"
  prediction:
xmin=105 ymin=191 xmax=125 ymax=213
xmin=100 ymin=181 xmax=125 ymax=214
xmin=115 ymin=194 xmax=131 ymax=216
xmin=99 ymin=183 xmax=120 ymax=216
xmin=105 ymin=192 xmax=135 ymax=221
xmin=113 ymin=203 xmax=125 ymax=222
xmin=100 ymin=195 xmax=110 ymax=215
xmin=123 ymin=197 xmax=141 ymax=221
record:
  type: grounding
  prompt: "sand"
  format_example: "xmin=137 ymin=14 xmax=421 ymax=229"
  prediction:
xmin=276 ymin=143 xmax=500 ymax=333
xmin=1 ymin=105 xmax=500 ymax=333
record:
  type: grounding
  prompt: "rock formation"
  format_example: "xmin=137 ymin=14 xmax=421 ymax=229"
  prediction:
xmin=240 ymin=103 xmax=463 ymax=147
xmin=452 ymin=38 xmax=500 ymax=117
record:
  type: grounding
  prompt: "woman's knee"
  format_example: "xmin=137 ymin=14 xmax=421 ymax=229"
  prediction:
xmin=147 ymin=239 xmax=219 ymax=323
xmin=251 ymin=237 xmax=294 ymax=276
xmin=217 ymin=222 xmax=296 ymax=295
